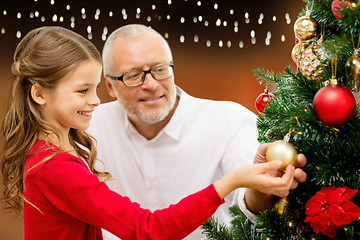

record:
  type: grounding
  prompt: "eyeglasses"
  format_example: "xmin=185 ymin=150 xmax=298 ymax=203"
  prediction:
xmin=106 ymin=64 xmax=174 ymax=87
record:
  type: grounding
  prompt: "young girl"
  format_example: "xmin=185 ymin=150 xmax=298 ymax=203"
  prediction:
xmin=1 ymin=26 xmax=295 ymax=240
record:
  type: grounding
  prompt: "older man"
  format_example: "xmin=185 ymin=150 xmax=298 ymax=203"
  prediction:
xmin=87 ymin=24 xmax=306 ymax=239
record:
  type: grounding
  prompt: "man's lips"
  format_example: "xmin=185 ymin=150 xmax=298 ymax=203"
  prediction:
xmin=140 ymin=95 xmax=163 ymax=102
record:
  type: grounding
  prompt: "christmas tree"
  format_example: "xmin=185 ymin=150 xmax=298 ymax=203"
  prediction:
xmin=202 ymin=0 xmax=360 ymax=239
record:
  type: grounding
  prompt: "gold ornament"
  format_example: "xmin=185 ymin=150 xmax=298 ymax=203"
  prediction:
xmin=291 ymin=42 xmax=303 ymax=64
xmin=293 ymin=15 xmax=318 ymax=42
xmin=345 ymin=48 xmax=360 ymax=92
xmin=274 ymin=197 xmax=288 ymax=215
xmin=298 ymin=38 xmax=326 ymax=81
xmin=266 ymin=138 xmax=297 ymax=170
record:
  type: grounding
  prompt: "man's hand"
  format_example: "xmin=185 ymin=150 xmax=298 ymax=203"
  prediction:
xmin=244 ymin=143 xmax=307 ymax=214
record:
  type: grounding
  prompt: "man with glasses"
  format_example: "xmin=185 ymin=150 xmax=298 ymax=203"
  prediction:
xmin=87 ymin=24 xmax=307 ymax=240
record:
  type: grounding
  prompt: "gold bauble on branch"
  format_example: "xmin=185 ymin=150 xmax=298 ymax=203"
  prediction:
xmin=291 ymin=41 xmax=303 ymax=64
xmin=298 ymin=38 xmax=326 ymax=81
xmin=294 ymin=15 xmax=318 ymax=42
xmin=266 ymin=140 xmax=297 ymax=170
xmin=345 ymin=48 xmax=360 ymax=92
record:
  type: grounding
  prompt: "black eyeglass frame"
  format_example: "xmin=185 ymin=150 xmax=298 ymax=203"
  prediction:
xmin=106 ymin=64 xmax=175 ymax=87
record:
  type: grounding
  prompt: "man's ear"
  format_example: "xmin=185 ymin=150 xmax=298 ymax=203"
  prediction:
xmin=104 ymin=76 xmax=117 ymax=98
xmin=30 ymin=84 xmax=46 ymax=105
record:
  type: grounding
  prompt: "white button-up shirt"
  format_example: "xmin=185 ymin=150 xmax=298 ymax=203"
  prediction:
xmin=87 ymin=87 xmax=259 ymax=239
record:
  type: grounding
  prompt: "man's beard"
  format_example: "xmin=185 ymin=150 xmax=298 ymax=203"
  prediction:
xmin=120 ymin=85 xmax=177 ymax=125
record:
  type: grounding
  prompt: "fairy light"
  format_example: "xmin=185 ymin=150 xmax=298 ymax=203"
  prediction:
xmin=216 ymin=19 xmax=221 ymax=26
xmin=266 ymin=31 xmax=271 ymax=46
xmin=194 ymin=35 xmax=199 ymax=42
xmin=239 ymin=41 xmax=244 ymax=48
xmin=136 ymin=8 xmax=141 ymax=19
xmin=285 ymin=13 xmax=291 ymax=24
xmin=245 ymin=12 xmax=250 ymax=24
xmin=81 ymin=8 xmax=86 ymax=19
xmin=164 ymin=32 xmax=169 ymax=39
xmin=281 ymin=35 xmax=286 ymax=42
xmin=70 ymin=16 xmax=75 ymax=28
xmin=180 ymin=35 xmax=185 ymax=43
xmin=258 ymin=13 xmax=264 ymax=24
xmin=0 ymin=1 xmax=294 ymax=49
xmin=16 ymin=31 xmax=21 ymax=38
xmin=94 ymin=9 xmax=100 ymax=20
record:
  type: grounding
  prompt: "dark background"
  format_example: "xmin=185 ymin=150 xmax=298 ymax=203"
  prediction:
xmin=0 ymin=1 xmax=305 ymax=239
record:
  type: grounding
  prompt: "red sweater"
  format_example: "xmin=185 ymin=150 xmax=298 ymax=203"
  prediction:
xmin=24 ymin=140 xmax=224 ymax=240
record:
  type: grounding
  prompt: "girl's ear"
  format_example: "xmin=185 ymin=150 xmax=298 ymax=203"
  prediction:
xmin=31 ymin=84 xmax=46 ymax=105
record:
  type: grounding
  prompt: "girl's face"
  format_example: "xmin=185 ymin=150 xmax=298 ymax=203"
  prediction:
xmin=40 ymin=59 xmax=102 ymax=135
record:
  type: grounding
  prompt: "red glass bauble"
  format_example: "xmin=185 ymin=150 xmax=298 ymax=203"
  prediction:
xmin=255 ymin=90 xmax=274 ymax=113
xmin=313 ymin=84 xmax=356 ymax=126
xmin=331 ymin=0 xmax=352 ymax=19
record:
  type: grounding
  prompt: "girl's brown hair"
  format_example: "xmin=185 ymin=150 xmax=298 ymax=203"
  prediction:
xmin=1 ymin=26 xmax=110 ymax=213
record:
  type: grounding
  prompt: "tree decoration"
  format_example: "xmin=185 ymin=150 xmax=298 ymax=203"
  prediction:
xmin=291 ymin=41 xmax=303 ymax=64
xmin=331 ymin=0 xmax=352 ymax=19
xmin=345 ymin=48 xmax=360 ymax=92
xmin=255 ymin=89 xmax=275 ymax=113
xmin=293 ymin=9 xmax=318 ymax=42
xmin=304 ymin=186 xmax=360 ymax=239
xmin=313 ymin=78 xmax=356 ymax=126
xmin=266 ymin=132 xmax=297 ymax=170
xmin=298 ymin=36 xmax=325 ymax=81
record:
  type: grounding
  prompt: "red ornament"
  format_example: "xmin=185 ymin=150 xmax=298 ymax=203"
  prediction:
xmin=331 ymin=0 xmax=352 ymax=19
xmin=313 ymin=84 xmax=356 ymax=126
xmin=304 ymin=186 xmax=360 ymax=239
xmin=255 ymin=89 xmax=274 ymax=113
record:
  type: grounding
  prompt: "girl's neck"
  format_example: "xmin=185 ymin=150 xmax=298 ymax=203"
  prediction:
xmin=38 ymin=133 xmax=75 ymax=154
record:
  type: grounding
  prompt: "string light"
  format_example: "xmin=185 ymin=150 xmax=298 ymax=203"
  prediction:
xmin=0 ymin=1 xmax=293 ymax=50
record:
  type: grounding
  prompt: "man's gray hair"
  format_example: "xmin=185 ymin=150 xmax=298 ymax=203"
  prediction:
xmin=102 ymin=24 xmax=172 ymax=75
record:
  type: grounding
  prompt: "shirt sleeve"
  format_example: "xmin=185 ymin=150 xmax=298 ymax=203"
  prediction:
xmin=38 ymin=154 xmax=224 ymax=240
xmin=220 ymin=110 xmax=260 ymax=220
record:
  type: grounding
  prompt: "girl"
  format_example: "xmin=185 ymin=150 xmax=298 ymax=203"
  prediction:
xmin=1 ymin=26 xmax=294 ymax=240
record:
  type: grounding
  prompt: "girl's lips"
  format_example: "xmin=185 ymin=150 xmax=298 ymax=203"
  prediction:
xmin=77 ymin=111 xmax=93 ymax=116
